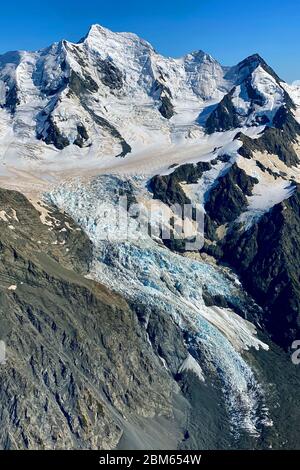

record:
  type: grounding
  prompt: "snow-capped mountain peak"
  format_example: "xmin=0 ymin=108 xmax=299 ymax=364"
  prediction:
xmin=225 ymin=53 xmax=282 ymax=84
xmin=81 ymin=23 xmax=155 ymax=50
xmin=0 ymin=23 xmax=299 ymax=167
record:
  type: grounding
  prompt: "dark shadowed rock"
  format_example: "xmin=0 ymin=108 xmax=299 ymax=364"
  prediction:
xmin=205 ymin=163 xmax=258 ymax=225
xmin=97 ymin=58 xmax=124 ymax=90
xmin=206 ymin=92 xmax=240 ymax=134
xmin=237 ymin=106 xmax=300 ymax=167
xmin=221 ymin=185 xmax=300 ymax=349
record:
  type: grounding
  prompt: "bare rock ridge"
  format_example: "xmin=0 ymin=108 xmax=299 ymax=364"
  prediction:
xmin=0 ymin=188 xmax=182 ymax=449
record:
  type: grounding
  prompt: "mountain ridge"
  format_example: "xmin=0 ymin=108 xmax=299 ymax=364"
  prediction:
xmin=1 ymin=23 xmax=298 ymax=165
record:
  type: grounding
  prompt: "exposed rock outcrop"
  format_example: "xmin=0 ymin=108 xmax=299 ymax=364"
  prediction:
xmin=221 ymin=185 xmax=300 ymax=349
xmin=0 ymin=188 xmax=179 ymax=449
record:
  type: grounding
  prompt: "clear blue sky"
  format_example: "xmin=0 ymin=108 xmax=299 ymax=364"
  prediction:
xmin=0 ymin=0 xmax=299 ymax=82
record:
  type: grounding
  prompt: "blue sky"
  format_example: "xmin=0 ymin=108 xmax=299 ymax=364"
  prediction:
xmin=0 ymin=0 xmax=299 ymax=82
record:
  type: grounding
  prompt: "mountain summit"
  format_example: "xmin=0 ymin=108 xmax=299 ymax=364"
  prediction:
xmin=1 ymin=23 xmax=298 ymax=163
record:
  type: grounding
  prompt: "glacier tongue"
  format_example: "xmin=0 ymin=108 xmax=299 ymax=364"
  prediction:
xmin=48 ymin=173 xmax=272 ymax=439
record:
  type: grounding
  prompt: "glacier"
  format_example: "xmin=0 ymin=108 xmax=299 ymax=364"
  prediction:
xmin=48 ymin=174 xmax=273 ymax=439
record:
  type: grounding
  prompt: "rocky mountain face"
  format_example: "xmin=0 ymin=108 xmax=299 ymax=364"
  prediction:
xmin=0 ymin=188 xmax=185 ymax=449
xmin=146 ymin=51 xmax=300 ymax=350
xmin=1 ymin=24 xmax=300 ymax=450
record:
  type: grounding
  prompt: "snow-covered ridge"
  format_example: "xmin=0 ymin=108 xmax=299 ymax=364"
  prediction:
xmin=0 ymin=23 xmax=298 ymax=169
xmin=0 ymin=23 xmax=228 ymax=160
